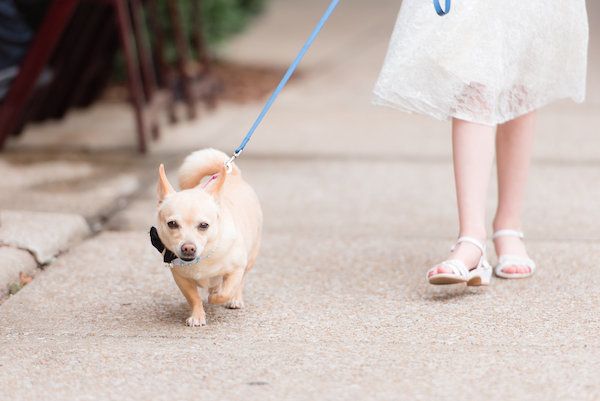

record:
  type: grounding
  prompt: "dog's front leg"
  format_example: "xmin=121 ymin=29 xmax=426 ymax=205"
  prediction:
xmin=172 ymin=271 xmax=206 ymax=327
xmin=208 ymin=268 xmax=244 ymax=306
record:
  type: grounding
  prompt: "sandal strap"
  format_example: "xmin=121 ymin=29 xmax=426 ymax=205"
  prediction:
xmin=429 ymin=259 xmax=470 ymax=278
xmin=497 ymin=254 xmax=536 ymax=270
xmin=495 ymin=257 xmax=536 ymax=277
xmin=493 ymin=229 xmax=524 ymax=239
xmin=451 ymin=236 xmax=486 ymax=254
xmin=428 ymin=237 xmax=489 ymax=280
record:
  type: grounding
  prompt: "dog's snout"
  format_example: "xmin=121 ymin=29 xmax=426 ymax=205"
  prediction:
xmin=181 ymin=243 xmax=197 ymax=256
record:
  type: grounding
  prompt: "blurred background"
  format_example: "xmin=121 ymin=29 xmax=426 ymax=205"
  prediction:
xmin=0 ymin=0 xmax=597 ymax=235
xmin=0 ymin=0 xmax=270 ymax=153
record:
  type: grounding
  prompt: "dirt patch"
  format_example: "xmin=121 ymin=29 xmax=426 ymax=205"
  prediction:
xmin=211 ymin=60 xmax=300 ymax=103
xmin=101 ymin=59 xmax=301 ymax=105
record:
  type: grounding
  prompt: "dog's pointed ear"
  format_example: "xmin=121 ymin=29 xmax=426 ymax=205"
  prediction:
xmin=202 ymin=165 xmax=227 ymax=197
xmin=157 ymin=164 xmax=175 ymax=202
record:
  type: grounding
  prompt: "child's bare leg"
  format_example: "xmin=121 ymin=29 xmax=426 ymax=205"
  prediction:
xmin=493 ymin=111 xmax=536 ymax=274
xmin=429 ymin=118 xmax=495 ymax=276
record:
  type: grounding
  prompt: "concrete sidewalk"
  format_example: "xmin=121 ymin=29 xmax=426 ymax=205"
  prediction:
xmin=1 ymin=0 xmax=599 ymax=400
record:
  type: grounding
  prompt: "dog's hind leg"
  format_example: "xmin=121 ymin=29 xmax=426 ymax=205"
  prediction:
xmin=224 ymin=253 xmax=258 ymax=309
xmin=225 ymin=277 xmax=245 ymax=309
xmin=208 ymin=268 xmax=244 ymax=306
xmin=172 ymin=272 xmax=206 ymax=327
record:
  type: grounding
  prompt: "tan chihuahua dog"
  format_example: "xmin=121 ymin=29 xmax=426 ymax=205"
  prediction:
xmin=153 ymin=148 xmax=262 ymax=326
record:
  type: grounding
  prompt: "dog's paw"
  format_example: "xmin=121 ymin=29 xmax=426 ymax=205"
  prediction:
xmin=186 ymin=315 xmax=206 ymax=327
xmin=225 ymin=299 xmax=244 ymax=309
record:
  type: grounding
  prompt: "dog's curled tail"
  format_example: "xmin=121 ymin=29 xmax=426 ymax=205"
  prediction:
xmin=178 ymin=148 xmax=239 ymax=190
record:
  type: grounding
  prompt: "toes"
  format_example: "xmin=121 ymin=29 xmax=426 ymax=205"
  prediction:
xmin=502 ymin=265 xmax=531 ymax=275
xmin=437 ymin=266 xmax=451 ymax=274
xmin=428 ymin=266 xmax=451 ymax=277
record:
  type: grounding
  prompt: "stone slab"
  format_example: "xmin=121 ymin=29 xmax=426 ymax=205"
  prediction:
xmin=0 ymin=210 xmax=90 ymax=264
xmin=0 ymin=247 xmax=37 ymax=299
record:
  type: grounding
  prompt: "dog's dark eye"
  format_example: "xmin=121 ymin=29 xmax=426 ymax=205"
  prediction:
xmin=198 ymin=222 xmax=209 ymax=231
xmin=167 ymin=220 xmax=179 ymax=229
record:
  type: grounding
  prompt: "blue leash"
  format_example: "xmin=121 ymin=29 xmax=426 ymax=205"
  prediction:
xmin=225 ymin=0 xmax=341 ymax=170
xmin=433 ymin=0 xmax=451 ymax=16
xmin=225 ymin=0 xmax=449 ymax=170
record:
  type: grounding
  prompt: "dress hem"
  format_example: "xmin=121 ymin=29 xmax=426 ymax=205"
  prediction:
xmin=371 ymin=88 xmax=586 ymax=126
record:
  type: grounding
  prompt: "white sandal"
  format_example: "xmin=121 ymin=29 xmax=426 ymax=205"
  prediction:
xmin=492 ymin=229 xmax=536 ymax=279
xmin=426 ymin=236 xmax=492 ymax=286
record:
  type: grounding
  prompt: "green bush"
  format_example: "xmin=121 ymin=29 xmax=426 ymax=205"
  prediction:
xmin=166 ymin=0 xmax=267 ymax=47
xmin=205 ymin=0 xmax=268 ymax=44
xmin=113 ymin=0 xmax=267 ymax=81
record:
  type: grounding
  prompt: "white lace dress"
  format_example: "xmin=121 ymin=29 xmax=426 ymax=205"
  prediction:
xmin=373 ymin=0 xmax=589 ymax=125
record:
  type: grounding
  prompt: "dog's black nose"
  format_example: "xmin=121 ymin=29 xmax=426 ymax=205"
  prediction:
xmin=180 ymin=243 xmax=196 ymax=257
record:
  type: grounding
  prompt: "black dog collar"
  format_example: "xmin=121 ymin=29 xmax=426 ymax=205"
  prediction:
xmin=149 ymin=226 xmax=178 ymax=263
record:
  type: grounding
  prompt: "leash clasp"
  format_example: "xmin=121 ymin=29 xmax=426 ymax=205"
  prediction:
xmin=224 ymin=150 xmax=242 ymax=174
